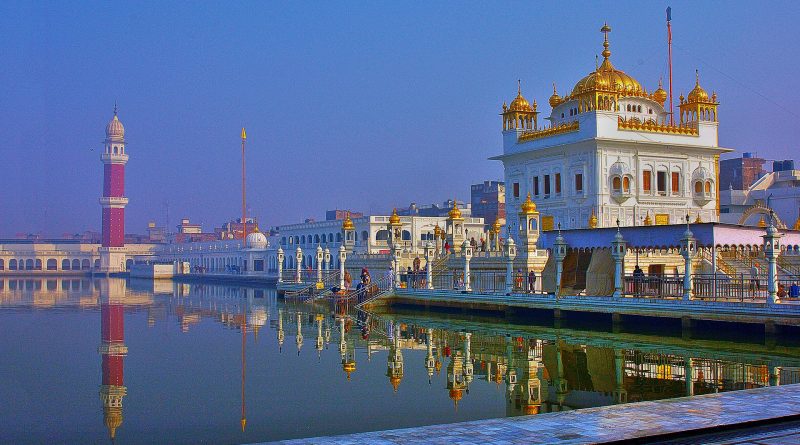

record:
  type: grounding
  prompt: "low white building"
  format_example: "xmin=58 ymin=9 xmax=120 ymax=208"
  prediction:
xmin=720 ymin=169 xmax=800 ymax=229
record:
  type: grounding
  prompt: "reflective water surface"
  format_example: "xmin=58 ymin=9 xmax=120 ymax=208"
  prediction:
xmin=1 ymin=278 xmax=799 ymax=445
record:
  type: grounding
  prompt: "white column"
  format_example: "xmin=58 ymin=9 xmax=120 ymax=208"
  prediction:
xmin=338 ymin=246 xmax=347 ymax=290
xmin=324 ymin=247 xmax=331 ymax=272
xmin=316 ymin=245 xmax=323 ymax=284
xmin=392 ymin=245 xmax=402 ymax=288
xmin=277 ymin=247 xmax=284 ymax=283
xmin=680 ymin=226 xmax=696 ymax=301
xmin=611 ymin=230 xmax=626 ymax=299
xmin=505 ymin=238 xmax=516 ymax=294
xmin=424 ymin=241 xmax=434 ymax=290
xmin=462 ymin=240 xmax=472 ymax=292
xmin=553 ymin=231 xmax=568 ymax=298
xmin=763 ymin=222 xmax=781 ymax=305
xmin=295 ymin=247 xmax=303 ymax=284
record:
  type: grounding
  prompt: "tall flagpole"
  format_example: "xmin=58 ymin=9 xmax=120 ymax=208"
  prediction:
xmin=241 ymin=128 xmax=247 ymax=240
xmin=667 ymin=7 xmax=674 ymax=125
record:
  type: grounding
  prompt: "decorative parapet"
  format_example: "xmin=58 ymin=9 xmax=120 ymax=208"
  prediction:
xmin=518 ymin=121 xmax=579 ymax=143
xmin=618 ymin=117 xmax=699 ymax=136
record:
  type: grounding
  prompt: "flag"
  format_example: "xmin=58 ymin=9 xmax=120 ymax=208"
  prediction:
xmin=666 ymin=7 xmax=672 ymax=22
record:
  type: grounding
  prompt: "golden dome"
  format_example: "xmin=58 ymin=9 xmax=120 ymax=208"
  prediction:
xmin=549 ymin=83 xmax=561 ymax=108
xmin=342 ymin=212 xmax=355 ymax=231
xmin=570 ymin=23 xmax=644 ymax=97
xmin=643 ymin=212 xmax=653 ymax=226
xmin=652 ymin=78 xmax=667 ymax=104
xmin=758 ymin=216 xmax=767 ymax=228
xmin=588 ymin=209 xmax=598 ymax=229
xmin=687 ymin=71 xmax=709 ymax=103
xmin=448 ymin=200 xmax=462 ymax=219
xmin=492 ymin=218 xmax=502 ymax=233
xmin=390 ymin=375 xmax=402 ymax=392
xmin=508 ymin=80 xmax=534 ymax=112
xmin=343 ymin=361 xmax=356 ymax=380
xmin=434 ymin=223 xmax=443 ymax=238
xmin=520 ymin=193 xmax=538 ymax=215
xmin=389 ymin=208 xmax=401 ymax=225
xmin=794 ymin=216 xmax=800 ymax=231
xmin=524 ymin=404 xmax=540 ymax=415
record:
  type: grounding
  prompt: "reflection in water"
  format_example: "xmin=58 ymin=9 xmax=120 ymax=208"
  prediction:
xmin=0 ymin=277 xmax=799 ymax=444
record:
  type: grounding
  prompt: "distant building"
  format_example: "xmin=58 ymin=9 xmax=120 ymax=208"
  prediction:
xmin=720 ymin=161 xmax=800 ymax=228
xmin=720 ymin=153 xmax=767 ymax=191
xmin=398 ymin=200 xmax=471 ymax=218
xmin=471 ymin=181 xmax=505 ymax=227
xmin=214 ymin=217 xmax=259 ymax=240
xmin=146 ymin=222 xmax=166 ymax=243
xmin=173 ymin=218 xmax=217 ymax=244
xmin=326 ymin=210 xmax=364 ymax=221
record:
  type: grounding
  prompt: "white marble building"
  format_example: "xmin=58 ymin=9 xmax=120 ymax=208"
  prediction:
xmin=493 ymin=24 xmax=730 ymax=233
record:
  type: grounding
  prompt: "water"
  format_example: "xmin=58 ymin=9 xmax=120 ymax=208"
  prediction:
xmin=0 ymin=278 xmax=798 ymax=445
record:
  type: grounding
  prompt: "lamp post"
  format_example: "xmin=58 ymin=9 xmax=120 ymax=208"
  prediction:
xmin=276 ymin=247 xmax=284 ymax=283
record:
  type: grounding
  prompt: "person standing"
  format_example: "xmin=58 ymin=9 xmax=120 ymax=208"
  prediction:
xmin=528 ymin=270 xmax=536 ymax=293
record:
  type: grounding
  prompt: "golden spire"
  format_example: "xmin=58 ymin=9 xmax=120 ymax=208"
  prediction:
xmin=694 ymin=214 xmax=703 ymax=224
xmin=549 ymin=83 xmax=561 ymax=108
xmin=241 ymin=127 xmax=247 ymax=140
xmin=492 ymin=218 xmax=502 ymax=234
xmin=643 ymin=212 xmax=653 ymax=226
xmin=508 ymin=80 xmax=533 ymax=112
xmin=389 ymin=208 xmax=401 ymax=225
xmin=758 ymin=216 xmax=767 ymax=228
xmin=588 ymin=209 xmax=598 ymax=229
xmin=687 ymin=70 xmax=709 ymax=103
xmin=520 ymin=193 xmax=538 ymax=215
xmin=342 ymin=211 xmax=355 ymax=231
xmin=600 ymin=22 xmax=612 ymax=61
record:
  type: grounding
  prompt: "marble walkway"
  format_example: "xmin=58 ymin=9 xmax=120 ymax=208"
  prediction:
xmin=265 ymin=385 xmax=800 ymax=445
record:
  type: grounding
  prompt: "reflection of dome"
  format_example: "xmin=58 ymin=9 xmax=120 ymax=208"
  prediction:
xmin=571 ymin=24 xmax=644 ymax=97
xmin=524 ymin=404 xmax=540 ymax=415
xmin=105 ymin=108 xmax=125 ymax=141
xmin=247 ymin=307 xmax=267 ymax=328
xmin=343 ymin=361 xmax=356 ymax=380
xmin=389 ymin=208 xmax=401 ymax=225
xmin=104 ymin=407 xmax=123 ymax=440
xmin=448 ymin=201 xmax=462 ymax=219
xmin=588 ymin=210 xmax=598 ymax=229
xmin=245 ymin=228 xmax=267 ymax=249
xmin=389 ymin=375 xmax=402 ymax=392
xmin=520 ymin=193 xmax=538 ymax=214
xmin=342 ymin=213 xmax=355 ymax=231
xmin=449 ymin=388 xmax=463 ymax=406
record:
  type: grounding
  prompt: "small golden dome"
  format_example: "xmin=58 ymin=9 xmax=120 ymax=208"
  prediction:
xmin=389 ymin=208 xmax=401 ymax=225
xmin=687 ymin=71 xmax=709 ymax=103
xmin=695 ymin=214 xmax=703 ymax=224
xmin=652 ymin=78 xmax=667 ymax=104
xmin=588 ymin=209 xmax=598 ymax=229
xmin=758 ymin=216 xmax=767 ymax=228
xmin=643 ymin=212 xmax=653 ymax=226
xmin=492 ymin=219 xmax=502 ymax=233
xmin=343 ymin=360 xmax=356 ymax=380
xmin=520 ymin=193 xmax=538 ymax=215
xmin=508 ymin=81 xmax=533 ymax=112
xmin=549 ymin=83 xmax=561 ymax=108
xmin=794 ymin=216 xmax=800 ymax=231
xmin=448 ymin=200 xmax=462 ymax=219
xmin=342 ymin=212 xmax=355 ymax=231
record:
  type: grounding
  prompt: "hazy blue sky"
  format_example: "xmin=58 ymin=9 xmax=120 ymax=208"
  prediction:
xmin=2 ymin=1 xmax=799 ymax=236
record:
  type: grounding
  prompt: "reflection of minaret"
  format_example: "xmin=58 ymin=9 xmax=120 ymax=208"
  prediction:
xmin=240 ymin=305 xmax=247 ymax=433
xmin=339 ymin=317 xmax=355 ymax=381
xmin=425 ymin=328 xmax=435 ymax=384
xmin=99 ymin=280 xmax=128 ymax=441
xmin=553 ymin=340 xmax=568 ymax=410
xmin=315 ymin=314 xmax=324 ymax=360
xmin=387 ymin=324 xmax=404 ymax=392
xmin=295 ymin=312 xmax=304 ymax=355
xmin=277 ymin=309 xmax=285 ymax=353
xmin=447 ymin=350 xmax=466 ymax=410
xmin=614 ymin=349 xmax=628 ymax=404
xmin=463 ymin=333 xmax=474 ymax=386
xmin=522 ymin=342 xmax=543 ymax=416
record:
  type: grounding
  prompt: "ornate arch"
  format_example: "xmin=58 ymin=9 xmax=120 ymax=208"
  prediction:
xmin=738 ymin=203 xmax=787 ymax=229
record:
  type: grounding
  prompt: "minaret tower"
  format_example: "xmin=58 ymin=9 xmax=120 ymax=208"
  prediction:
xmin=99 ymin=106 xmax=129 ymax=273
xmin=99 ymin=280 xmax=128 ymax=441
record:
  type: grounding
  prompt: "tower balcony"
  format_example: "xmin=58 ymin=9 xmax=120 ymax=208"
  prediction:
xmin=99 ymin=196 xmax=129 ymax=208
xmin=101 ymin=153 xmax=129 ymax=164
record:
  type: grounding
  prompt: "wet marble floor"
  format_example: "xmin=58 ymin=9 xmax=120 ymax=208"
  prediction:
xmin=269 ymin=384 xmax=800 ymax=445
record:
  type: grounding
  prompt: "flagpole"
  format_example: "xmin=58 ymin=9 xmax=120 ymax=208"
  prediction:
xmin=667 ymin=7 xmax=674 ymax=125
xmin=241 ymin=128 xmax=247 ymax=240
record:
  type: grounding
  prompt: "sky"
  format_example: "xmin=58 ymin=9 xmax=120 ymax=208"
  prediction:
xmin=2 ymin=1 xmax=799 ymax=237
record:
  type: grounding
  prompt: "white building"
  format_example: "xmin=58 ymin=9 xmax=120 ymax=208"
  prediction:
xmin=720 ymin=168 xmax=800 ymax=229
xmin=493 ymin=23 xmax=730 ymax=233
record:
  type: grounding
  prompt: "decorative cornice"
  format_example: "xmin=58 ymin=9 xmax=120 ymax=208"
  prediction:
xmin=618 ymin=117 xmax=699 ymax=136
xmin=518 ymin=121 xmax=579 ymax=143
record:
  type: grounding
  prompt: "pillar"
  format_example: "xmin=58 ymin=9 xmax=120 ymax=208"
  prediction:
xmin=276 ymin=247 xmax=284 ymax=283
xmin=324 ymin=247 xmax=331 ymax=272
xmin=424 ymin=241 xmax=434 ymax=290
xmin=762 ymin=219 xmax=782 ymax=305
xmin=295 ymin=247 xmax=302 ymax=284
xmin=462 ymin=240 xmax=472 ymax=292
xmin=681 ymin=224 xmax=696 ymax=301
xmin=611 ymin=228 xmax=626 ymax=298
xmin=505 ymin=238 xmax=517 ymax=294
xmin=316 ymin=245 xmax=323 ymax=284
xmin=392 ymin=245 xmax=402 ymax=288
xmin=684 ymin=357 xmax=694 ymax=396
xmin=553 ymin=230 xmax=567 ymax=298
xmin=338 ymin=246 xmax=347 ymax=290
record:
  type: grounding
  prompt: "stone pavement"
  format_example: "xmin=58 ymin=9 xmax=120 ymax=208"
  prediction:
xmin=264 ymin=385 xmax=800 ymax=445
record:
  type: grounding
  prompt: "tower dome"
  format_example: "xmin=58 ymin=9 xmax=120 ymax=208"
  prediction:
xmin=549 ymin=83 xmax=561 ymax=108
xmin=508 ymin=81 xmax=534 ymax=112
xmin=448 ymin=200 xmax=462 ymax=219
xmin=570 ymin=24 xmax=644 ymax=97
xmin=687 ymin=71 xmax=709 ymax=103
xmin=389 ymin=208 xmax=401 ymax=225
xmin=105 ymin=106 xmax=125 ymax=141
xmin=652 ymin=79 xmax=667 ymax=104
xmin=245 ymin=228 xmax=268 ymax=249
xmin=342 ymin=212 xmax=355 ymax=231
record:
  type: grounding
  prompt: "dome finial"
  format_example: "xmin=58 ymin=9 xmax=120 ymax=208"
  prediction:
xmin=695 ymin=69 xmax=700 ymax=86
xmin=600 ymin=22 xmax=612 ymax=60
xmin=113 ymin=101 xmax=118 ymax=116
xmin=517 ymin=79 xmax=521 ymax=95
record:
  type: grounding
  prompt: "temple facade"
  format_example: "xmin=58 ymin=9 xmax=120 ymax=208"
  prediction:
xmin=494 ymin=23 xmax=730 ymax=233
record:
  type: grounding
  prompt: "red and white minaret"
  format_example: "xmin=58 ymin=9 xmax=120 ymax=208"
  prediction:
xmin=99 ymin=106 xmax=129 ymax=273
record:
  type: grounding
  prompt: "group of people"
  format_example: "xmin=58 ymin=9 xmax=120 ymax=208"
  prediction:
xmin=777 ymin=282 xmax=800 ymax=299
xmin=513 ymin=269 xmax=538 ymax=293
xmin=442 ymin=236 xmax=501 ymax=255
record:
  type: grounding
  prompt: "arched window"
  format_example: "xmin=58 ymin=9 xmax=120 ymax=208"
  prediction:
xmin=623 ymin=176 xmax=631 ymax=192
xmin=0 ymin=259 xmax=4 ymax=270
xmin=361 ymin=231 xmax=369 ymax=242
xmin=336 ymin=233 xmax=342 ymax=242
xmin=612 ymin=176 xmax=622 ymax=192
xmin=705 ymin=181 xmax=712 ymax=193
xmin=9 ymin=259 xmax=17 ymax=270
xmin=62 ymin=259 xmax=70 ymax=270
xmin=637 ymin=105 xmax=642 ymax=113
xmin=375 ymin=230 xmax=389 ymax=241
xmin=82 ymin=259 xmax=90 ymax=270
xmin=402 ymin=230 xmax=411 ymax=241
xmin=35 ymin=259 xmax=42 ymax=270
xmin=25 ymin=259 xmax=34 ymax=270
xmin=47 ymin=259 xmax=57 ymax=270
xmin=72 ymin=259 xmax=80 ymax=270
xmin=695 ymin=181 xmax=703 ymax=194
xmin=301 ymin=235 xmax=306 ymax=244
xmin=314 ymin=234 xmax=320 ymax=244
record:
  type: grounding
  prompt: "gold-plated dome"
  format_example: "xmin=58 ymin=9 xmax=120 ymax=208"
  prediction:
xmin=389 ymin=375 xmax=402 ymax=392
xmin=570 ymin=23 xmax=644 ymax=97
xmin=652 ymin=78 xmax=667 ymax=104
xmin=687 ymin=71 xmax=709 ymax=103
xmin=389 ymin=208 xmax=401 ymax=225
xmin=643 ymin=212 xmax=653 ymax=226
xmin=434 ymin=223 xmax=443 ymax=238
xmin=520 ymin=193 xmax=538 ymax=215
xmin=343 ymin=361 xmax=356 ymax=380
xmin=342 ymin=212 xmax=355 ymax=231
xmin=508 ymin=80 xmax=534 ymax=112
xmin=588 ymin=209 xmax=598 ymax=229
xmin=448 ymin=200 xmax=462 ymax=219
xmin=549 ymin=83 xmax=561 ymax=108
xmin=694 ymin=214 xmax=703 ymax=224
